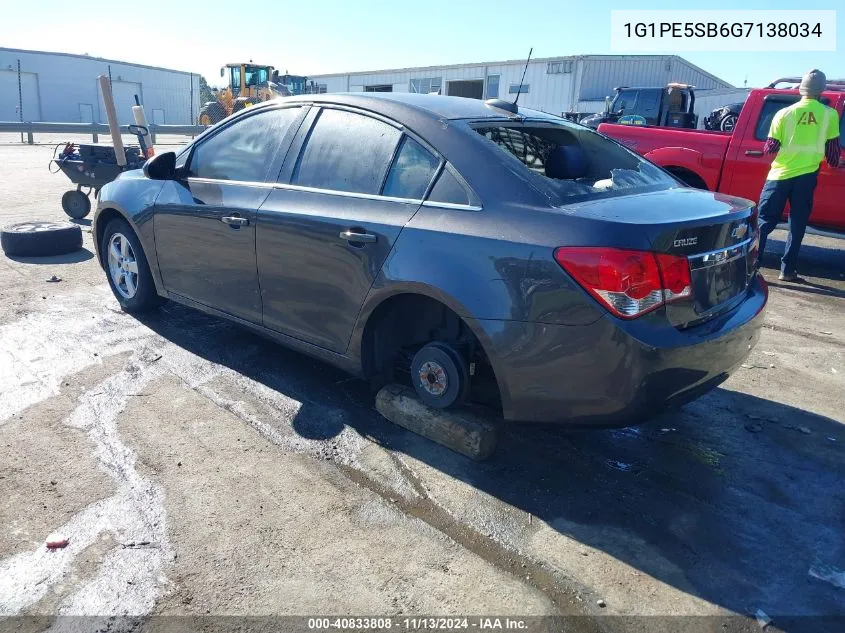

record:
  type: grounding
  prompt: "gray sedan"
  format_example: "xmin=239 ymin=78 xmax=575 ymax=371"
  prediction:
xmin=93 ymin=93 xmax=766 ymax=425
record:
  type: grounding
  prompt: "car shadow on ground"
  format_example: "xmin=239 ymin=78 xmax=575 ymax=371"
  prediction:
xmin=137 ymin=304 xmax=845 ymax=631
xmin=6 ymin=248 xmax=95 ymax=265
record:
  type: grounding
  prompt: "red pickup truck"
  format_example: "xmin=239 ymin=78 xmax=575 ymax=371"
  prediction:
xmin=598 ymin=81 xmax=845 ymax=233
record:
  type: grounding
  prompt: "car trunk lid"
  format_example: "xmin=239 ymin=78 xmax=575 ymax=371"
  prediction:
xmin=565 ymin=188 xmax=758 ymax=327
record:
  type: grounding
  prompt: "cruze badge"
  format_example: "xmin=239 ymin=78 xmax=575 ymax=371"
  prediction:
xmin=731 ymin=224 xmax=748 ymax=240
xmin=674 ymin=237 xmax=698 ymax=248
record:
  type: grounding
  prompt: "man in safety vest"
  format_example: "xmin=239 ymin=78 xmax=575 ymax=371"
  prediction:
xmin=757 ymin=69 xmax=841 ymax=281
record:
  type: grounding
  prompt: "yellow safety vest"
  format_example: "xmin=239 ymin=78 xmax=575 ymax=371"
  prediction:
xmin=767 ymin=97 xmax=839 ymax=181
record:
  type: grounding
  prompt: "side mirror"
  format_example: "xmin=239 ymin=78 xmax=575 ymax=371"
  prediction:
xmin=605 ymin=96 xmax=612 ymax=113
xmin=143 ymin=151 xmax=177 ymax=180
xmin=220 ymin=67 xmax=225 ymax=78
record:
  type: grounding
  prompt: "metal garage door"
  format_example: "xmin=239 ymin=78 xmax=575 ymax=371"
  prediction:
xmin=98 ymin=80 xmax=142 ymax=124
xmin=0 ymin=71 xmax=41 ymax=121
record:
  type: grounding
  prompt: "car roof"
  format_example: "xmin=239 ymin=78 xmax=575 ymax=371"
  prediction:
xmin=279 ymin=92 xmax=563 ymax=122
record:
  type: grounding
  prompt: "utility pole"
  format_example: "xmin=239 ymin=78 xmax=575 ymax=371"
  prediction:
xmin=17 ymin=59 xmax=23 ymax=143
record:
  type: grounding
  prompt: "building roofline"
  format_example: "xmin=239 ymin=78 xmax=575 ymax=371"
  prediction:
xmin=309 ymin=54 xmax=715 ymax=80
xmin=0 ymin=46 xmax=198 ymax=77
xmin=669 ymin=56 xmax=733 ymax=88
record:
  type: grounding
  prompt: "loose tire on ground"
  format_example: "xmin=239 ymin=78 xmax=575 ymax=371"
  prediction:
xmin=61 ymin=190 xmax=92 ymax=219
xmin=101 ymin=218 xmax=161 ymax=313
xmin=410 ymin=342 xmax=470 ymax=410
xmin=1 ymin=221 xmax=83 ymax=257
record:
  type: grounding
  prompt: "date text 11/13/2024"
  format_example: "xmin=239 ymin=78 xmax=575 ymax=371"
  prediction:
xmin=308 ymin=617 xmax=529 ymax=630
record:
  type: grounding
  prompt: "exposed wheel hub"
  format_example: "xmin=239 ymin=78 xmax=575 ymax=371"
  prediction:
xmin=418 ymin=360 xmax=448 ymax=396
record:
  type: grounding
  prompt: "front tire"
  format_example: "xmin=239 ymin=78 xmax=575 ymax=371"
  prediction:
xmin=410 ymin=342 xmax=470 ymax=410
xmin=101 ymin=218 xmax=160 ymax=313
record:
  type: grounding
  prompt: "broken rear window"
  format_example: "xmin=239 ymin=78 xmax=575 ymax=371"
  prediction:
xmin=474 ymin=122 xmax=678 ymax=203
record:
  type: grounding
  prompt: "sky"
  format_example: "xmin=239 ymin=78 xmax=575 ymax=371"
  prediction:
xmin=0 ymin=0 xmax=841 ymax=89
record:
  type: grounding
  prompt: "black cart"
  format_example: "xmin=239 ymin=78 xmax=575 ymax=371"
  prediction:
xmin=51 ymin=142 xmax=145 ymax=219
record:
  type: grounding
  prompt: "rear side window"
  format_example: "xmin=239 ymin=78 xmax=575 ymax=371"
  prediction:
xmin=427 ymin=168 xmax=470 ymax=205
xmin=293 ymin=109 xmax=401 ymax=194
xmin=476 ymin=123 xmax=676 ymax=203
xmin=382 ymin=136 xmax=440 ymax=199
xmin=188 ymin=108 xmax=300 ymax=181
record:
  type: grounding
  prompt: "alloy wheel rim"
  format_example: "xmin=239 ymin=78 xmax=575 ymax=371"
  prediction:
xmin=107 ymin=233 xmax=139 ymax=299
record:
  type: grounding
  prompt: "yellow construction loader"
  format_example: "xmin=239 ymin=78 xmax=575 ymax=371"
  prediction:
xmin=198 ymin=62 xmax=310 ymax=125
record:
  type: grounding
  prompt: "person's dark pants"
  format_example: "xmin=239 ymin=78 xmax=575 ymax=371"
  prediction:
xmin=756 ymin=170 xmax=819 ymax=275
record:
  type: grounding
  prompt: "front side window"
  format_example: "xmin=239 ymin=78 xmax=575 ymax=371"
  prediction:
xmin=188 ymin=107 xmax=300 ymax=182
xmin=754 ymin=98 xmax=797 ymax=140
xmin=292 ymin=109 xmax=401 ymax=194
xmin=475 ymin=122 xmax=677 ymax=203
xmin=754 ymin=96 xmax=832 ymax=140
xmin=613 ymin=89 xmax=638 ymax=113
xmin=382 ymin=136 xmax=440 ymax=199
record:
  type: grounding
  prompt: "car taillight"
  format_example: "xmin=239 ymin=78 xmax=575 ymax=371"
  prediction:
xmin=554 ymin=247 xmax=692 ymax=319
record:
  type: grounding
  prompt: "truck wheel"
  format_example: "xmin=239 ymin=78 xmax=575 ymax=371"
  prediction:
xmin=61 ymin=190 xmax=91 ymax=219
xmin=410 ymin=342 xmax=470 ymax=410
xmin=199 ymin=102 xmax=226 ymax=126
xmin=720 ymin=114 xmax=738 ymax=132
xmin=1 ymin=221 xmax=83 ymax=257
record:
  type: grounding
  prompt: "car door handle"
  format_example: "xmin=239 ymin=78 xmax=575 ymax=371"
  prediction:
xmin=221 ymin=215 xmax=249 ymax=227
xmin=745 ymin=150 xmax=763 ymax=157
xmin=339 ymin=230 xmax=377 ymax=244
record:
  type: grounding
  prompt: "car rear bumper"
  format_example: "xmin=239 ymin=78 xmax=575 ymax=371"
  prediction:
xmin=475 ymin=274 xmax=768 ymax=425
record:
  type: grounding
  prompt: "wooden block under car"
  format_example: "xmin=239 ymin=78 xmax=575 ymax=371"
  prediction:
xmin=375 ymin=384 xmax=498 ymax=461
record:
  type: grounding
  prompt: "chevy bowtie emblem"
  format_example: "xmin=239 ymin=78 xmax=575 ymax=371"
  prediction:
xmin=732 ymin=224 xmax=748 ymax=240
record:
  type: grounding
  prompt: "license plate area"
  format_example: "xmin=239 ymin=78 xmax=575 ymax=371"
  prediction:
xmin=688 ymin=238 xmax=753 ymax=314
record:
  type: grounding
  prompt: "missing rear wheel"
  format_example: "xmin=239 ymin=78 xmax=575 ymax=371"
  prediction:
xmin=410 ymin=342 xmax=470 ymax=409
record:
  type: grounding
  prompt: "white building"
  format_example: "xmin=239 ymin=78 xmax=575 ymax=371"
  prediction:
xmin=0 ymin=47 xmax=200 ymax=125
xmin=309 ymin=54 xmax=733 ymax=117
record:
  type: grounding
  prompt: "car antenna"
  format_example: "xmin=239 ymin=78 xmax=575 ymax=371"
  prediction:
xmin=513 ymin=47 xmax=532 ymax=108
xmin=484 ymin=47 xmax=532 ymax=115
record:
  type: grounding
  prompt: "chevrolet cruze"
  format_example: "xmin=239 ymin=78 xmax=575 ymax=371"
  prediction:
xmin=94 ymin=93 xmax=767 ymax=425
